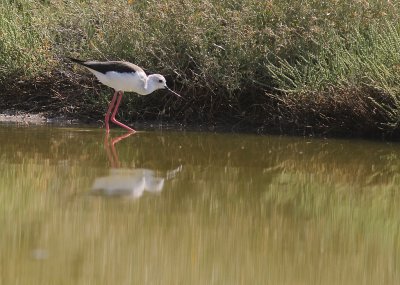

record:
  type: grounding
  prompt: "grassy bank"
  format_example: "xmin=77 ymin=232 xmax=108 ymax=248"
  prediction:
xmin=1 ymin=0 xmax=400 ymax=137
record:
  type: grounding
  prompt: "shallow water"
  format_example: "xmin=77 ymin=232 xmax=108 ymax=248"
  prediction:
xmin=0 ymin=124 xmax=399 ymax=284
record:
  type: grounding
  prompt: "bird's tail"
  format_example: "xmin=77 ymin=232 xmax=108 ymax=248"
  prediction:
xmin=67 ymin=57 xmax=86 ymax=65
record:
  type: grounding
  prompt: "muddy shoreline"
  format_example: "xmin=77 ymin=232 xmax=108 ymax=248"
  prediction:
xmin=0 ymin=110 xmax=249 ymax=135
xmin=1 ymin=76 xmax=400 ymax=140
xmin=0 ymin=109 xmax=230 ymax=134
xmin=0 ymin=110 xmax=77 ymax=124
xmin=0 ymin=109 xmax=397 ymax=142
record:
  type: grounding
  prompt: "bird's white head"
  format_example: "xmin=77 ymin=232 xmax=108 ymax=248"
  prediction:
xmin=147 ymin=74 xmax=181 ymax=97
xmin=148 ymin=74 xmax=167 ymax=90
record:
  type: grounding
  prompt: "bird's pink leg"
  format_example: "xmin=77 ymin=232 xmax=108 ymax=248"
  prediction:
xmin=105 ymin=91 xmax=119 ymax=133
xmin=110 ymin=91 xmax=136 ymax=133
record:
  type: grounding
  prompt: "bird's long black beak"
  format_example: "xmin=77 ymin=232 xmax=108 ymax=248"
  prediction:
xmin=165 ymin=86 xmax=182 ymax=98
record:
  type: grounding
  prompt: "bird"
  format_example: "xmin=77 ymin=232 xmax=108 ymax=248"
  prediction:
xmin=68 ymin=57 xmax=181 ymax=133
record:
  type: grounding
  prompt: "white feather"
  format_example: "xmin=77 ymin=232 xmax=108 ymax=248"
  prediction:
xmin=88 ymin=69 xmax=149 ymax=94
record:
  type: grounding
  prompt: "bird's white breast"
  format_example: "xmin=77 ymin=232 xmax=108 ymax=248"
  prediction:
xmin=89 ymin=69 xmax=147 ymax=94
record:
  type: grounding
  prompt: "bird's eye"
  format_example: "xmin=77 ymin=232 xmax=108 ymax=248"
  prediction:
xmin=158 ymin=79 xmax=163 ymax=83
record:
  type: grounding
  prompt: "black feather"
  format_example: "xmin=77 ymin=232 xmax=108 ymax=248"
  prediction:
xmin=68 ymin=57 xmax=138 ymax=74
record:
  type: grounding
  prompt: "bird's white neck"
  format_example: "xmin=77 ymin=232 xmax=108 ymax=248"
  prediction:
xmin=141 ymin=74 xmax=160 ymax=95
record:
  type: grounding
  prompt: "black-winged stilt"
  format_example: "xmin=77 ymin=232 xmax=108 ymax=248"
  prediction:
xmin=68 ymin=57 xmax=181 ymax=133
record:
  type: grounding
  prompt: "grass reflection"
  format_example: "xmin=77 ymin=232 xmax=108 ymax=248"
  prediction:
xmin=0 ymin=125 xmax=399 ymax=284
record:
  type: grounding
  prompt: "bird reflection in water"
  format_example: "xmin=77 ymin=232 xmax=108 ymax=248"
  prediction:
xmin=91 ymin=132 xmax=182 ymax=199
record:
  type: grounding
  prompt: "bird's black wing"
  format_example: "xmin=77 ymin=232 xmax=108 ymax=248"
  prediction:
xmin=68 ymin=57 xmax=141 ymax=74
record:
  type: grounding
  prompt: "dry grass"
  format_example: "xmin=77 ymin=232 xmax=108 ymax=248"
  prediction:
xmin=2 ymin=0 xmax=400 ymax=137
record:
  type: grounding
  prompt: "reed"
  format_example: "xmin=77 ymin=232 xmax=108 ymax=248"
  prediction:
xmin=1 ymin=0 xmax=400 ymax=136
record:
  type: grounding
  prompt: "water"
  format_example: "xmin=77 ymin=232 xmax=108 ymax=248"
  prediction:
xmin=0 ymin=124 xmax=399 ymax=284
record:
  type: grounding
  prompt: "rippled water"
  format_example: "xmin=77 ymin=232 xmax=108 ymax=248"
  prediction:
xmin=0 ymin=124 xmax=399 ymax=284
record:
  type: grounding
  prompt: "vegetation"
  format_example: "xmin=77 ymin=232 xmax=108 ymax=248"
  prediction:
xmin=2 ymin=0 xmax=400 ymax=137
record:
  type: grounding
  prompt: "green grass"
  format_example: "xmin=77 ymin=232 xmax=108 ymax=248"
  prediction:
xmin=2 ymin=0 xmax=400 ymax=137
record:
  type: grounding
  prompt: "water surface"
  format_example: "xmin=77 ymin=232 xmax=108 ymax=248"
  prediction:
xmin=0 ymin=124 xmax=399 ymax=284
